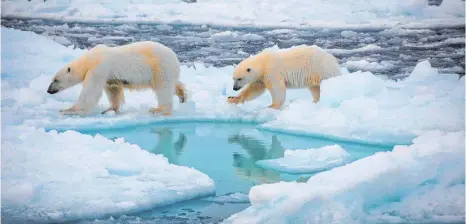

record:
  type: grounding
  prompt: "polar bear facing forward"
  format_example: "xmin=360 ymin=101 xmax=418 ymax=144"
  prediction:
xmin=47 ymin=41 xmax=187 ymax=116
xmin=227 ymin=45 xmax=341 ymax=109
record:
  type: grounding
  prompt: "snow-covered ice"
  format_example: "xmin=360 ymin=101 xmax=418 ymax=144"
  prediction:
xmin=225 ymin=130 xmax=465 ymax=223
xmin=210 ymin=31 xmax=265 ymax=42
xmin=1 ymin=0 xmax=464 ymax=28
xmin=256 ymin=145 xmax=351 ymax=174
xmin=344 ymin=60 xmax=396 ymax=72
xmin=1 ymin=125 xmax=215 ymax=223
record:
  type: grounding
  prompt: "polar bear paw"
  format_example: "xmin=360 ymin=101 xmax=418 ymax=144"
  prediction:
xmin=149 ymin=107 xmax=172 ymax=116
xmin=227 ymin=96 xmax=243 ymax=104
xmin=59 ymin=107 xmax=81 ymax=115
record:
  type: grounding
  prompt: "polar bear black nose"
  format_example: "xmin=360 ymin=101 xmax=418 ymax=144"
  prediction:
xmin=233 ymin=86 xmax=240 ymax=91
xmin=47 ymin=83 xmax=59 ymax=94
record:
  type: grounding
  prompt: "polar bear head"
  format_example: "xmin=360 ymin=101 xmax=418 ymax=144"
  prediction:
xmin=232 ymin=54 xmax=265 ymax=91
xmin=46 ymin=63 xmax=84 ymax=94
xmin=47 ymin=45 xmax=108 ymax=94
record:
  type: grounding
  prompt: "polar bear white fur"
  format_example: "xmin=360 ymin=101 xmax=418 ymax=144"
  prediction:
xmin=227 ymin=45 xmax=341 ymax=109
xmin=47 ymin=41 xmax=187 ymax=116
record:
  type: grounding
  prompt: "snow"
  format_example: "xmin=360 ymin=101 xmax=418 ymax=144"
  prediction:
xmin=210 ymin=31 xmax=265 ymax=41
xmin=403 ymin=37 xmax=465 ymax=48
xmin=344 ymin=60 xmax=396 ymax=72
xmin=328 ymin=44 xmax=384 ymax=55
xmin=1 ymin=27 xmax=464 ymax=222
xmin=1 ymin=125 xmax=215 ymax=223
xmin=225 ymin=130 xmax=465 ymax=223
xmin=256 ymin=145 xmax=351 ymax=174
xmin=1 ymin=0 xmax=464 ymax=28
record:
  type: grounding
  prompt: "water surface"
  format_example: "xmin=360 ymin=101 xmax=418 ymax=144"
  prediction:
xmin=81 ymin=122 xmax=393 ymax=223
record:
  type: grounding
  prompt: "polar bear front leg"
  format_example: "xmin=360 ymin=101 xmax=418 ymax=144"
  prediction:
xmin=265 ymin=75 xmax=286 ymax=110
xmin=61 ymin=72 xmax=106 ymax=116
xmin=151 ymin=85 xmax=175 ymax=116
xmin=102 ymin=85 xmax=124 ymax=114
xmin=228 ymin=81 xmax=266 ymax=104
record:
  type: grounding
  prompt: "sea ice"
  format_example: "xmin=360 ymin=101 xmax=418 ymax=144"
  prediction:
xmin=256 ymin=145 xmax=351 ymax=174
xmin=1 ymin=125 xmax=215 ymax=223
xmin=225 ymin=131 xmax=465 ymax=224
xmin=1 ymin=0 xmax=464 ymax=28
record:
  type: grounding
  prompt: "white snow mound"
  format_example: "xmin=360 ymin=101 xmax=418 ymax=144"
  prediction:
xmin=225 ymin=130 xmax=465 ymax=224
xmin=1 ymin=125 xmax=215 ymax=223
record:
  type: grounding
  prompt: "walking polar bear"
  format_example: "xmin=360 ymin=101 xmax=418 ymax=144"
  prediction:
xmin=47 ymin=41 xmax=187 ymax=116
xmin=228 ymin=45 xmax=341 ymax=109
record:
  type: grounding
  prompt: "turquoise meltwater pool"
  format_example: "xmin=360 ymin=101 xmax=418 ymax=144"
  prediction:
xmin=81 ymin=122 xmax=393 ymax=223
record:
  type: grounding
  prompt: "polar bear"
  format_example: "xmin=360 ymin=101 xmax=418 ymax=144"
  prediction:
xmin=227 ymin=45 xmax=341 ymax=109
xmin=46 ymin=41 xmax=187 ymax=116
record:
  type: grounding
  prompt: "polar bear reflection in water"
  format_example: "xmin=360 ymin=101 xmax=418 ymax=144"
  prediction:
xmin=150 ymin=128 xmax=187 ymax=165
xmin=148 ymin=126 xmax=309 ymax=184
xmin=228 ymin=134 xmax=285 ymax=184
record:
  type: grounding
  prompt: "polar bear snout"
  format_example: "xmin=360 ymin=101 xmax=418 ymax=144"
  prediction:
xmin=47 ymin=81 xmax=61 ymax=94
xmin=233 ymin=79 xmax=245 ymax=91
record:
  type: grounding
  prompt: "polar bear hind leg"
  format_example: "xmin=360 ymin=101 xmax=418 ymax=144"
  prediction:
xmin=175 ymin=81 xmax=187 ymax=103
xmin=308 ymin=75 xmax=322 ymax=103
xmin=102 ymin=85 xmax=125 ymax=114
xmin=151 ymin=84 xmax=175 ymax=116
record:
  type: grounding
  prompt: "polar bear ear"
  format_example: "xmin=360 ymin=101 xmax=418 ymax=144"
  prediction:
xmin=67 ymin=67 xmax=71 ymax=73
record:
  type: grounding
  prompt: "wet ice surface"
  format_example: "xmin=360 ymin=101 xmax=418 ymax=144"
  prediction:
xmin=2 ymin=18 xmax=464 ymax=77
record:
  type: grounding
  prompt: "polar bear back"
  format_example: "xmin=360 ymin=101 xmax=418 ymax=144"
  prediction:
xmin=272 ymin=46 xmax=341 ymax=88
xmin=92 ymin=41 xmax=180 ymax=87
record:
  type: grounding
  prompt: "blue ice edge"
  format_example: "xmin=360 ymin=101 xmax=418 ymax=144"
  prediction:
xmin=43 ymin=116 xmax=413 ymax=148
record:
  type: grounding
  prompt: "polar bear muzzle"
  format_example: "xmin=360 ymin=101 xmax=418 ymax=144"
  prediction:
xmin=233 ymin=78 xmax=245 ymax=91
xmin=47 ymin=80 xmax=61 ymax=94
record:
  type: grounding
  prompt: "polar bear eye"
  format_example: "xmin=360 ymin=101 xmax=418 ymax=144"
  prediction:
xmin=67 ymin=67 xmax=71 ymax=73
xmin=237 ymin=78 xmax=242 ymax=81
xmin=246 ymin=68 xmax=251 ymax=72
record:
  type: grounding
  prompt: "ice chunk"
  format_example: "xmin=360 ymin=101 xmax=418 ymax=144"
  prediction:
xmin=340 ymin=30 xmax=358 ymax=37
xmin=211 ymin=31 xmax=240 ymax=41
xmin=256 ymin=145 xmax=351 ymax=173
xmin=225 ymin=131 xmax=465 ymax=224
xmin=344 ymin=60 xmax=396 ymax=72
xmin=328 ymin=44 xmax=383 ymax=55
xmin=202 ymin=192 xmax=250 ymax=204
xmin=210 ymin=31 xmax=265 ymax=41
xmin=242 ymin=33 xmax=265 ymax=41
xmin=1 ymin=125 xmax=215 ymax=223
